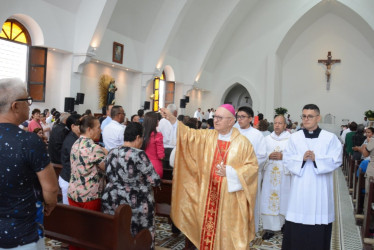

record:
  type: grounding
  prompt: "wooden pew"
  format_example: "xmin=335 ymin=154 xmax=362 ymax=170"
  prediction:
xmin=154 ymin=179 xmax=173 ymax=219
xmin=352 ymin=160 xmax=363 ymax=203
xmin=355 ymin=168 xmax=366 ymax=224
xmin=352 ymin=160 xmax=359 ymax=202
xmin=362 ymin=177 xmax=374 ymax=249
xmin=348 ymin=156 xmax=355 ymax=192
xmin=44 ymin=204 xmax=152 ymax=250
xmin=342 ymin=146 xmax=348 ymax=176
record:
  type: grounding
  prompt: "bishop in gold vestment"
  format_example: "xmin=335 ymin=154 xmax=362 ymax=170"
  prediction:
xmin=162 ymin=105 xmax=258 ymax=250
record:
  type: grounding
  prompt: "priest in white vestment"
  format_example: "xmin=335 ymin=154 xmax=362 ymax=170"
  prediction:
xmin=282 ymin=104 xmax=342 ymax=250
xmin=260 ymin=115 xmax=291 ymax=240
xmin=234 ymin=106 xmax=267 ymax=232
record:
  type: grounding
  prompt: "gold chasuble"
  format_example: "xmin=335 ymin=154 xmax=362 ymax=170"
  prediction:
xmin=171 ymin=122 xmax=258 ymax=249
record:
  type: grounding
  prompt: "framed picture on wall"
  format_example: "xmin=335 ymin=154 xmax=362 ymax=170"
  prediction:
xmin=112 ymin=42 xmax=124 ymax=64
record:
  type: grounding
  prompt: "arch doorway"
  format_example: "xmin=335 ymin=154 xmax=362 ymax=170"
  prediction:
xmin=223 ymin=83 xmax=252 ymax=109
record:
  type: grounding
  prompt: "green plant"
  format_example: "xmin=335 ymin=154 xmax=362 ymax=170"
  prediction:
xmin=365 ymin=110 xmax=374 ymax=118
xmin=274 ymin=107 xmax=288 ymax=115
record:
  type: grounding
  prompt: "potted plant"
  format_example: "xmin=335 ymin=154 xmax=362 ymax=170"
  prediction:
xmin=274 ymin=107 xmax=288 ymax=116
xmin=365 ymin=110 xmax=374 ymax=121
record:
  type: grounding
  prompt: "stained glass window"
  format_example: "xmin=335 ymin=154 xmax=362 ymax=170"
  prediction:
xmin=0 ymin=19 xmax=31 ymax=45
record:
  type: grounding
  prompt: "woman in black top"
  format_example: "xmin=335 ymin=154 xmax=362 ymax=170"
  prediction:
xmin=59 ymin=114 xmax=81 ymax=204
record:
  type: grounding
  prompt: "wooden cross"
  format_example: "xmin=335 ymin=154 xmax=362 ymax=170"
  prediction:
xmin=318 ymin=51 xmax=341 ymax=90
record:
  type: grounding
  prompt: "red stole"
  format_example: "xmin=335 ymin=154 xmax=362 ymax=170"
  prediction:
xmin=200 ymin=140 xmax=230 ymax=250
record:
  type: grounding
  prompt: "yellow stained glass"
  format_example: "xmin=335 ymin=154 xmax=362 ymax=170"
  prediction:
xmin=12 ymin=23 xmax=23 ymax=40
xmin=0 ymin=30 xmax=7 ymax=39
xmin=154 ymin=101 xmax=158 ymax=111
xmin=2 ymin=22 xmax=11 ymax=38
xmin=154 ymin=78 xmax=159 ymax=89
xmin=14 ymin=33 xmax=26 ymax=43
xmin=160 ymin=73 xmax=165 ymax=80
xmin=155 ymin=90 xmax=159 ymax=100
xmin=1 ymin=20 xmax=29 ymax=44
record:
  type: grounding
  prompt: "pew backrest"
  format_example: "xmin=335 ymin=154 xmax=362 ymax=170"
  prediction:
xmin=44 ymin=204 xmax=152 ymax=250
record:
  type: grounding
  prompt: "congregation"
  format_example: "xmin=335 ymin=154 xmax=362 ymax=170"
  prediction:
xmin=1 ymin=77 xmax=373 ymax=249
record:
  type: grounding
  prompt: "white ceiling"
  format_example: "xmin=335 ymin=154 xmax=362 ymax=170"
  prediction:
xmin=107 ymin=0 xmax=164 ymax=43
xmin=42 ymin=0 xmax=82 ymax=14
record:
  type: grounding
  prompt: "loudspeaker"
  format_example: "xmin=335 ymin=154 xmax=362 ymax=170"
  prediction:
xmin=76 ymin=93 xmax=85 ymax=104
xmin=185 ymin=96 xmax=189 ymax=103
xmin=144 ymin=101 xmax=150 ymax=110
xmin=64 ymin=97 xmax=75 ymax=113
xmin=180 ymin=99 xmax=186 ymax=108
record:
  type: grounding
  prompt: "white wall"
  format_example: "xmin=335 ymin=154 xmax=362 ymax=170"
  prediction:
xmin=95 ymin=29 xmax=144 ymax=71
xmin=282 ymin=13 xmax=374 ymax=127
xmin=80 ymin=62 xmax=143 ymax=117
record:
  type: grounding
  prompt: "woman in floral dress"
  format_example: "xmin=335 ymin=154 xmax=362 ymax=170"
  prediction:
xmin=102 ymin=122 xmax=161 ymax=248
xmin=68 ymin=116 xmax=108 ymax=211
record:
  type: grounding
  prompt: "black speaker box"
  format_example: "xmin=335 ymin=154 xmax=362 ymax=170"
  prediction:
xmin=185 ymin=96 xmax=189 ymax=103
xmin=64 ymin=97 xmax=75 ymax=113
xmin=76 ymin=93 xmax=85 ymax=104
xmin=144 ymin=101 xmax=150 ymax=110
xmin=180 ymin=99 xmax=186 ymax=108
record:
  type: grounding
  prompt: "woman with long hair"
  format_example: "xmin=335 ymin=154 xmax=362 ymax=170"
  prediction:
xmin=102 ymin=122 xmax=160 ymax=249
xmin=68 ymin=116 xmax=108 ymax=211
xmin=142 ymin=111 xmax=165 ymax=177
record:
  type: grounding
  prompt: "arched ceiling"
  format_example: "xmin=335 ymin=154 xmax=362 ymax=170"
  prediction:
xmin=38 ymin=0 xmax=374 ymax=86
xmin=277 ymin=0 xmax=374 ymax=60
xmin=107 ymin=0 xmax=163 ymax=43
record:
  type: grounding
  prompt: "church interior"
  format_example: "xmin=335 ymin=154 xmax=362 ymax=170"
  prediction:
xmin=1 ymin=0 xmax=373 ymax=249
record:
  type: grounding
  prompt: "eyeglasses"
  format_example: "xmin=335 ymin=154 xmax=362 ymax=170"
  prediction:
xmin=15 ymin=97 xmax=33 ymax=106
xmin=300 ymin=114 xmax=319 ymax=120
xmin=236 ymin=115 xmax=249 ymax=120
xmin=213 ymin=115 xmax=232 ymax=122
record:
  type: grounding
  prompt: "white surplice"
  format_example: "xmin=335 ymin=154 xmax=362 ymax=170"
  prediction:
xmin=234 ymin=123 xmax=267 ymax=232
xmin=283 ymin=129 xmax=342 ymax=225
xmin=261 ymin=131 xmax=291 ymax=231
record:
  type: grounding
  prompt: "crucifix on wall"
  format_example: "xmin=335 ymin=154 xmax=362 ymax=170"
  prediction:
xmin=318 ymin=51 xmax=341 ymax=90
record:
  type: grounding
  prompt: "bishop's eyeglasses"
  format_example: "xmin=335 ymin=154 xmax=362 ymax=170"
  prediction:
xmin=213 ymin=115 xmax=231 ymax=122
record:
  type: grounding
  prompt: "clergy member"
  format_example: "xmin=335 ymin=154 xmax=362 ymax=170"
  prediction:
xmin=281 ymin=104 xmax=342 ymax=250
xmin=234 ymin=106 xmax=267 ymax=232
xmin=260 ymin=115 xmax=291 ymax=240
xmin=161 ymin=104 xmax=258 ymax=250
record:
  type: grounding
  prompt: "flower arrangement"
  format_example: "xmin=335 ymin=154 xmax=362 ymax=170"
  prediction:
xmin=365 ymin=110 xmax=374 ymax=121
xmin=274 ymin=107 xmax=288 ymax=115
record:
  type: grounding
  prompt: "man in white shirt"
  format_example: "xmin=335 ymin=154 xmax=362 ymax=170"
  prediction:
xmin=233 ymin=106 xmax=267 ymax=233
xmin=261 ymin=115 xmax=291 ymax=240
xmin=203 ymin=109 xmax=210 ymax=120
xmin=364 ymin=117 xmax=369 ymax=127
xmin=158 ymin=104 xmax=177 ymax=172
xmin=340 ymin=123 xmax=351 ymax=143
xmin=209 ymin=108 xmax=215 ymax=119
xmin=282 ymin=104 xmax=342 ymax=249
xmin=102 ymin=105 xmax=126 ymax=151
xmin=100 ymin=104 xmax=113 ymax=131
xmin=194 ymin=108 xmax=203 ymax=121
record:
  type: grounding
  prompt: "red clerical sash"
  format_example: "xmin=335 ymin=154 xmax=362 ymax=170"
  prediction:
xmin=200 ymin=140 xmax=230 ymax=250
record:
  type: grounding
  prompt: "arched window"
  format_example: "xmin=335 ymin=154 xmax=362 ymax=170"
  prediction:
xmin=0 ymin=19 xmax=47 ymax=102
xmin=152 ymin=71 xmax=175 ymax=111
xmin=0 ymin=19 xmax=31 ymax=45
